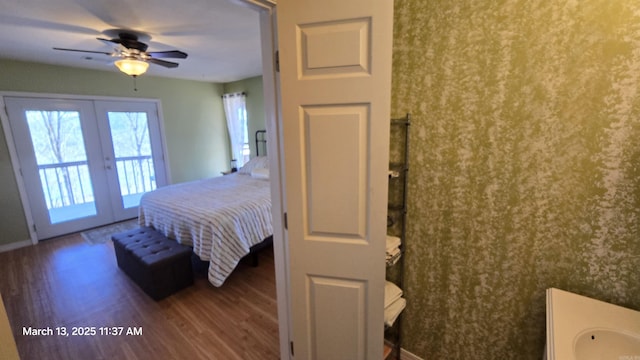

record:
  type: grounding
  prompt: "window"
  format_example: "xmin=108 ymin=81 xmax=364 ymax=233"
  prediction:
xmin=222 ymin=92 xmax=249 ymax=168
xmin=239 ymin=107 xmax=250 ymax=164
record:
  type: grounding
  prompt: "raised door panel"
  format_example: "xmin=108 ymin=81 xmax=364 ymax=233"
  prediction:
xmin=278 ymin=1 xmax=394 ymax=359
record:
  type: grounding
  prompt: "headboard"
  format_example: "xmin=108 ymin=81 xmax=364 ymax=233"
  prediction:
xmin=255 ymin=130 xmax=267 ymax=157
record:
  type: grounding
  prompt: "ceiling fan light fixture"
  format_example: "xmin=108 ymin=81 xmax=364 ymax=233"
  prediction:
xmin=114 ymin=58 xmax=149 ymax=76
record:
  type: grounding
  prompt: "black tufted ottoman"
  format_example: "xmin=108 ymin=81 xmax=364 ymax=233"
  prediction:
xmin=112 ymin=227 xmax=193 ymax=301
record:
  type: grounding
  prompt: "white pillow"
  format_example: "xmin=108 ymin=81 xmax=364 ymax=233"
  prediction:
xmin=238 ymin=156 xmax=269 ymax=174
xmin=251 ymin=168 xmax=270 ymax=180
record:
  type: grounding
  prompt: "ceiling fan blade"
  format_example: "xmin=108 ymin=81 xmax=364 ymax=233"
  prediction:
xmin=53 ymin=47 xmax=113 ymax=56
xmin=147 ymin=50 xmax=188 ymax=59
xmin=97 ymin=37 xmax=119 ymax=46
xmin=148 ymin=58 xmax=179 ymax=68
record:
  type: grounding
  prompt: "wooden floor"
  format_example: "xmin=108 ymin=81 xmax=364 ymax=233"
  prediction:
xmin=0 ymin=233 xmax=280 ymax=360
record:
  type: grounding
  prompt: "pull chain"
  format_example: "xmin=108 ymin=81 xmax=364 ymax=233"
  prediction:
xmin=132 ymin=75 xmax=139 ymax=92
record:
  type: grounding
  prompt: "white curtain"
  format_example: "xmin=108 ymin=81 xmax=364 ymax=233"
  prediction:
xmin=222 ymin=92 xmax=247 ymax=168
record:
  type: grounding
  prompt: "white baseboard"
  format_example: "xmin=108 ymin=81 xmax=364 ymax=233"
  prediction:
xmin=400 ymin=347 xmax=424 ymax=360
xmin=0 ymin=239 xmax=32 ymax=253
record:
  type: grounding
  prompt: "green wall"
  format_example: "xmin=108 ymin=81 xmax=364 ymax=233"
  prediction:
xmin=392 ymin=1 xmax=640 ymax=358
xmin=223 ymin=76 xmax=266 ymax=157
xmin=0 ymin=59 xmax=229 ymax=246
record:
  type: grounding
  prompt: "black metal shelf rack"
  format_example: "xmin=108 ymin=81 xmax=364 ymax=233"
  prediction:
xmin=385 ymin=113 xmax=410 ymax=360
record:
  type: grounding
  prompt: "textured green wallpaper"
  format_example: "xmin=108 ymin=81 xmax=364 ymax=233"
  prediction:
xmin=391 ymin=1 xmax=640 ymax=358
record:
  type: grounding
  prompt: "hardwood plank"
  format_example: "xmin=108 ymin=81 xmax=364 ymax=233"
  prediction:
xmin=0 ymin=233 xmax=280 ymax=360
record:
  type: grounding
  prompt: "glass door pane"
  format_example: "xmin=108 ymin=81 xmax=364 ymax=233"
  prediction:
xmin=24 ymin=110 xmax=97 ymax=223
xmin=94 ymin=100 xmax=167 ymax=222
xmin=6 ymin=97 xmax=113 ymax=240
xmin=107 ymin=111 xmax=157 ymax=209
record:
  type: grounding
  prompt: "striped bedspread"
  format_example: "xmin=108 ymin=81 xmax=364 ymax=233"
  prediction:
xmin=138 ymin=173 xmax=272 ymax=287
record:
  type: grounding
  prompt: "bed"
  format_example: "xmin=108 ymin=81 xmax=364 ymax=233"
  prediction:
xmin=138 ymin=131 xmax=272 ymax=287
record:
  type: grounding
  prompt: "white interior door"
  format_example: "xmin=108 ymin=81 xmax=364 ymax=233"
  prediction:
xmin=5 ymin=96 xmax=167 ymax=240
xmin=277 ymin=1 xmax=394 ymax=359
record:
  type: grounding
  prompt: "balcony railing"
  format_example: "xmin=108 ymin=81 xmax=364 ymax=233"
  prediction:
xmin=115 ymin=155 xmax=157 ymax=199
xmin=38 ymin=160 xmax=93 ymax=209
xmin=38 ymin=155 xmax=156 ymax=210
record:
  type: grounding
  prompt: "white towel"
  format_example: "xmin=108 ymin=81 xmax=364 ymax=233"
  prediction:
xmin=384 ymin=281 xmax=403 ymax=308
xmin=386 ymin=247 xmax=400 ymax=260
xmin=386 ymin=249 xmax=401 ymax=266
xmin=386 ymin=236 xmax=401 ymax=252
xmin=384 ymin=297 xmax=406 ymax=327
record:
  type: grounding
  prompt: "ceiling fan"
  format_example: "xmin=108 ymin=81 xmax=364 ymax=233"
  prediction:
xmin=53 ymin=32 xmax=188 ymax=77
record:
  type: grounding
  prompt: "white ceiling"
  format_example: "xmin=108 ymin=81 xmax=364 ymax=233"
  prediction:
xmin=0 ymin=0 xmax=263 ymax=83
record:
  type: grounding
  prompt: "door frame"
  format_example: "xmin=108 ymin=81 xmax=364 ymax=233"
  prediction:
xmin=0 ymin=1 xmax=291 ymax=354
xmin=233 ymin=1 xmax=292 ymax=358
xmin=234 ymin=2 xmax=393 ymax=358
xmin=0 ymin=92 xmax=171 ymax=245
xmin=1 ymin=2 xmax=289 ymax=358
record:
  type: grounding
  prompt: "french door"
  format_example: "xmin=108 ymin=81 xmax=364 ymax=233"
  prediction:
xmin=5 ymin=97 xmax=167 ymax=240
